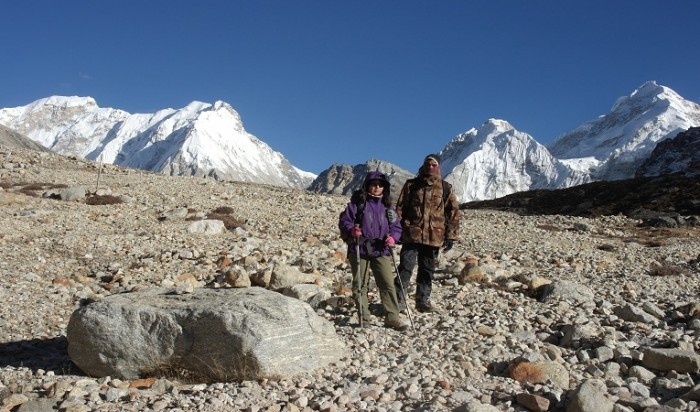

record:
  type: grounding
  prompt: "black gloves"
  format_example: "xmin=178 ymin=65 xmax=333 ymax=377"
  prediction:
xmin=443 ymin=239 xmax=454 ymax=251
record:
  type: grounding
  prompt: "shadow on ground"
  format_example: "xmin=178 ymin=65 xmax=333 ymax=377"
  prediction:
xmin=0 ymin=336 xmax=81 ymax=375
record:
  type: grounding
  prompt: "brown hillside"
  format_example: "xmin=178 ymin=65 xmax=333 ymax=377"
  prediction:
xmin=461 ymin=173 xmax=700 ymax=220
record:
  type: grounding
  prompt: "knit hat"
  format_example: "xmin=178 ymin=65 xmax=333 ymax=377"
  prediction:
xmin=424 ymin=154 xmax=440 ymax=164
xmin=363 ymin=171 xmax=390 ymax=190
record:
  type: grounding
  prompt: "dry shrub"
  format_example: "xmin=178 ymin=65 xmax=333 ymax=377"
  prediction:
xmin=508 ymin=361 xmax=544 ymax=384
xmin=648 ymin=262 xmax=688 ymax=277
xmin=622 ymin=226 xmax=700 ymax=248
xmin=0 ymin=181 xmax=11 ymax=190
xmin=212 ymin=206 xmax=234 ymax=215
xmin=207 ymin=213 xmax=245 ymax=230
xmin=597 ymin=243 xmax=617 ymax=252
xmin=536 ymin=224 xmax=561 ymax=232
xmin=85 ymin=195 xmax=124 ymax=205
xmin=18 ymin=182 xmax=68 ymax=190
xmin=459 ymin=268 xmax=486 ymax=285
xmin=142 ymin=355 xmax=258 ymax=383
xmin=18 ymin=188 xmax=40 ymax=197
xmin=21 ymin=183 xmax=47 ymax=191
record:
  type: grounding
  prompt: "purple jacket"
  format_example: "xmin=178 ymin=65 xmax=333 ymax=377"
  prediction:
xmin=339 ymin=195 xmax=402 ymax=258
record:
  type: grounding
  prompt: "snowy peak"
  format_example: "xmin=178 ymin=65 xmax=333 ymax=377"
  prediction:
xmin=479 ymin=118 xmax=515 ymax=135
xmin=0 ymin=97 xmax=315 ymax=188
xmin=29 ymin=95 xmax=99 ymax=111
xmin=547 ymin=81 xmax=700 ymax=180
xmin=440 ymin=120 xmax=590 ymax=202
xmin=438 ymin=81 xmax=700 ymax=202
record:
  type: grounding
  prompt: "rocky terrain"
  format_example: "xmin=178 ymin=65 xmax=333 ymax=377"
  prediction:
xmin=0 ymin=147 xmax=699 ymax=412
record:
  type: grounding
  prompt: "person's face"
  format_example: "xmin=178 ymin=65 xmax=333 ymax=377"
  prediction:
xmin=367 ymin=180 xmax=385 ymax=196
xmin=424 ymin=159 xmax=440 ymax=175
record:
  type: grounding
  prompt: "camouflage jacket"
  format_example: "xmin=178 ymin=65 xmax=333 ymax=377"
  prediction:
xmin=396 ymin=175 xmax=460 ymax=247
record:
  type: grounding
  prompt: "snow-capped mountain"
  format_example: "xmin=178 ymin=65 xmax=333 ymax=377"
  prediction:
xmin=0 ymin=96 xmax=315 ymax=188
xmin=3 ymin=81 xmax=698 ymax=202
xmin=437 ymin=81 xmax=700 ymax=202
xmin=440 ymin=119 xmax=590 ymax=202
xmin=547 ymin=81 xmax=700 ymax=180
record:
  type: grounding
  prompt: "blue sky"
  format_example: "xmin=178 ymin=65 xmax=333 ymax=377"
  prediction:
xmin=2 ymin=1 xmax=699 ymax=174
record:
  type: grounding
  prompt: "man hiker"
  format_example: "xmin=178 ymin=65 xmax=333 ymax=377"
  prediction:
xmin=394 ymin=154 xmax=460 ymax=313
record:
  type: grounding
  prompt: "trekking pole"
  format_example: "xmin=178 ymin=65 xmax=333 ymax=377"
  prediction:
xmin=390 ymin=247 xmax=415 ymax=331
xmin=354 ymin=226 xmax=364 ymax=328
xmin=95 ymin=153 xmax=104 ymax=193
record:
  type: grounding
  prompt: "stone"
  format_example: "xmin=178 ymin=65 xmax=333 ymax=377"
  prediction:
xmin=281 ymin=284 xmax=332 ymax=309
xmin=67 ymin=287 xmax=344 ymax=380
xmin=515 ymin=392 xmax=550 ymax=412
xmin=565 ymin=379 xmax=613 ymax=412
xmin=188 ymin=219 xmax=225 ymax=235
xmin=268 ymin=263 xmax=319 ymax=291
xmin=509 ymin=360 xmax=570 ymax=389
xmin=55 ymin=186 xmax=87 ymax=201
xmin=641 ymin=348 xmax=700 ymax=373
xmin=614 ymin=303 xmax=659 ymax=325
xmin=539 ymin=281 xmax=594 ymax=304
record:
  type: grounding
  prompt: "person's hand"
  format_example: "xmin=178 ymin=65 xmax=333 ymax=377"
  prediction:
xmin=385 ymin=236 xmax=396 ymax=247
xmin=443 ymin=239 xmax=454 ymax=251
xmin=352 ymin=227 xmax=362 ymax=238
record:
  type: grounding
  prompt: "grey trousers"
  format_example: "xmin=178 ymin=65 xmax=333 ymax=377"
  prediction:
xmin=394 ymin=243 xmax=439 ymax=304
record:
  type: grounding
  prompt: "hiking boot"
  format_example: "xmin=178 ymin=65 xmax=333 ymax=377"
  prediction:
xmin=416 ymin=301 xmax=434 ymax=313
xmin=385 ymin=318 xmax=409 ymax=332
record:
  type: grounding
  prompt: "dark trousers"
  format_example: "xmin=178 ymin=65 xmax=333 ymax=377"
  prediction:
xmin=394 ymin=243 xmax=439 ymax=304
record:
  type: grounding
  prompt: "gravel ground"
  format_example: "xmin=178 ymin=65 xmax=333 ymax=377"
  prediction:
xmin=1 ymin=147 xmax=699 ymax=412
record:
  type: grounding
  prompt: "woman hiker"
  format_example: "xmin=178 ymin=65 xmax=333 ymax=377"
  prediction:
xmin=338 ymin=171 xmax=409 ymax=331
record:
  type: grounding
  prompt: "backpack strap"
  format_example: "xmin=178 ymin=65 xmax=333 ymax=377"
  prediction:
xmin=442 ymin=180 xmax=451 ymax=206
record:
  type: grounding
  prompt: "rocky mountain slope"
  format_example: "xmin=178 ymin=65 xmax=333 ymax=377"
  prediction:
xmin=0 ymin=147 xmax=699 ymax=411
xmin=462 ymin=172 xmax=700 ymax=224
xmin=307 ymin=159 xmax=414 ymax=204
xmin=0 ymin=124 xmax=50 ymax=152
xmin=636 ymin=127 xmax=700 ymax=178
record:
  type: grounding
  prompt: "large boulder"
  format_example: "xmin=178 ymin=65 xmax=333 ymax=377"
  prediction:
xmin=67 ymin=287 xmax=344 ymax=381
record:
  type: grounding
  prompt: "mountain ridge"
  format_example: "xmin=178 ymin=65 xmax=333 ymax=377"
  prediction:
xmin=2 ymin=81 xmax=700 ymax=202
